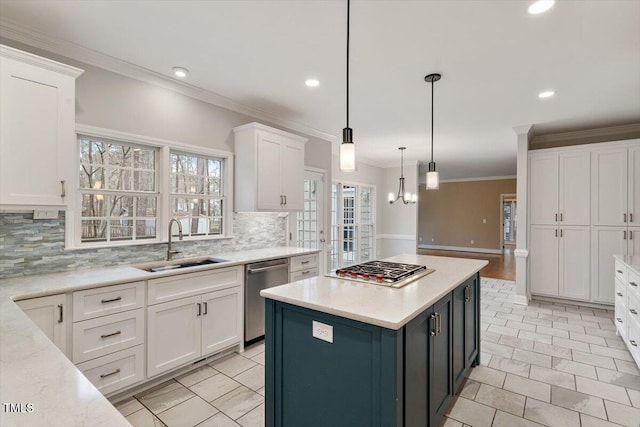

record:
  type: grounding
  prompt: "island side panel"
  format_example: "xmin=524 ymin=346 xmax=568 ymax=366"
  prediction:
xmin=264 ymin=300 xmax=402 ymax=427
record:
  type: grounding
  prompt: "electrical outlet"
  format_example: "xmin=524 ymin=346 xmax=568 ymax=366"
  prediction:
xmin=483 ymin=219 xmax=486 ymax=224
xmin=431 ymin=238 xmax=435 ymax=242
xmin=312 ymin=321 xmax=333 ymax=343
xmin=471 ymin=240 xmax=474 ymax=244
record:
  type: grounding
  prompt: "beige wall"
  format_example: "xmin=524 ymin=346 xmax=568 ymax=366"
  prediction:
xmin=418 ymin=179 xmax=516 ymax=251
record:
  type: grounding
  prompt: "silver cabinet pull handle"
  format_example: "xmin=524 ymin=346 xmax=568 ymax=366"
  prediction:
xmin=616 ymin=270 xmax=624 ymax=274
xmin=560 ymin=229 xmax=563 ymax=238
xmin=630 ymin=230 xmax=634 ymax=240
xmin=624 ymin=213 xmax=627 ymax=223
xmin=101 ymin=296 xmax=122 ymax=304
xmin=616 ymin=317 xmax=623 ymax=323
xmin=100 ymin=368 xmax=121 ymax=379
xmin=630 ymin=340 xmax=638 ymax=347
xmin=284 ymin=195 xmax=287 ymax=205
xmin=555 ymin=229 xmax=558 ymax=238
xmin=58 ymin=304 xmax=63 ymax=323
xmin=555 ymin=213 xmax=558 ymax=222
xmin=624 ymin=230 xmax=627 ymax=240
xmin=60 ymin=180 xmax=66 ymax=198
xmin=631 ymin=282 xmax=638 ymax=287
xmin=301 ymin=270 xmax=311 ymax=275
xmin=437 ymin=313 xmax=442 ymax=335
xmin=203 ymin=302 xmax=208 ymax=315
xmin=560 ymin=213 xmax=563 ymax=222
xmin=301 ymin=260 xmax=310 ymax=264
xmin=100 ymin=330 xmax=122 ymax=339
xmin=430 ymin=313 xmax=437 ymax=336
xmin=617 ymin=292 xmax=623 ymax=297
xmin=197 ymin=303 xmax=202 ymax=316
xmin=630 ymin=309 xmax=638 ymax=315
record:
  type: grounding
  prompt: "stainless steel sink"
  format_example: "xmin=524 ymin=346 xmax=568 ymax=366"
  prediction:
xmin=136 ymin=257 xmax=228 ymax=272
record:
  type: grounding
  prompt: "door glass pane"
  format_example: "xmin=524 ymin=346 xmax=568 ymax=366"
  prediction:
xmin=296 ymin=179 xmax=318 ymax=249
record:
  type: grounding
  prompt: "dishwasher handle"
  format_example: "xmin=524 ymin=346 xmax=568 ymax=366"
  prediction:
xmin=247 ymin=263 xmax=288 ymax=274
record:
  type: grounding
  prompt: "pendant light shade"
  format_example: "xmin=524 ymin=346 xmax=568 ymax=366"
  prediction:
xmin=425 ymin=73 xmax=441 ymax=190
xmin=340 ymin=0 xmax=356 ymax=172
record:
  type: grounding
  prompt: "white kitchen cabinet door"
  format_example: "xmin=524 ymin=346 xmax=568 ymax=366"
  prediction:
xmin=201 ymin=287 xmax=242 ymax=356
xmin=559 ymin=151 xmax=590 ymax=225
xmin=256 ymin=133 xmax=285 ymax=211
xmin=591 ymin=227 xmax=628 ymax=304
xmin=530 ymin=225 xmax=559 ymax=296
xmin=147 ymin=295 xmax=201 ymax=378
xmin=592 ymin=148 xmax=628 ymax=226
xmin=280 ymin=141 xmax=305 ymax=210
xmin=530 ymin=153 xmax=559 ymax=225
xmin=629 ymin=227 xmax=640 ymax=257
xmin=559 ymin=226 xmax=590 ymax=300
xmin=0 ymin=46 xmax=82 ymax=207
xmin=16 ymin=294 xmax=68 ymax=355
xmin=629 ymin=145 xmax=640 ymax=226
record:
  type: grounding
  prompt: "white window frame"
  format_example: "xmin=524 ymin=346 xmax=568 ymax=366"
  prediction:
xmin=67 ymin=124 xmax=234 ymax=249
xmin=330 ymin=180 xmax=376 ymax=269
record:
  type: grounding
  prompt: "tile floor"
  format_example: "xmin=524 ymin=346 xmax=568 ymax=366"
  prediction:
xmin=115 ymin=278 xmax=640 ymax=427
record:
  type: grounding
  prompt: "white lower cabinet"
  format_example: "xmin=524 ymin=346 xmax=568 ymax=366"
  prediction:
xmin=289 ymin=253 xmax=319 ymax=282
xmin=76 ymin=345 xmax=144 ymax=396
xmin=592 ymin=227 xmax=629 ymax=304
xmin=16 ymin=294 xmax=68 ymax=356
xmin=146 ymin=267 xmax=243 ymax=378
xmin=613 ymin=257 xmax=640 ymax=368
xmin=530 ymin=225 xmax=589 ymax=300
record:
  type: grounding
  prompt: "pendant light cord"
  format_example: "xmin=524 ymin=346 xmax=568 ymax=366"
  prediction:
xmin=346 ymin=0 xmax=350 ymax=128
xmin=430 ymin=78 xmax=434 ymax=163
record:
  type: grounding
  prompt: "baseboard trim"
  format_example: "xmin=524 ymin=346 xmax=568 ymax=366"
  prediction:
xmin=531 ymin=294 xmax=613 ymax=310
xmin=512 ymin=295 xmax=529 ymax=306
xmin=376 ymin=234 xmax=416 ymax=241
xmin=417 ymin=244 xmax=502 ymax=255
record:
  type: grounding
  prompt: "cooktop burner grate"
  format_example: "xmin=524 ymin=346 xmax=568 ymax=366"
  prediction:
xmin=335 ymin=261 xmax=432 ymax=285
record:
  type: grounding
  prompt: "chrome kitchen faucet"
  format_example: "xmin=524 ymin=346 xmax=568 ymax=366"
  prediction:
xmin=167 ymin=218 xmax=183 ymax=260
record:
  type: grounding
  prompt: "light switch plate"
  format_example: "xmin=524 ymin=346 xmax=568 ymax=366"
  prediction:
xmin=312 ymin=320 xmax=333 ymax=343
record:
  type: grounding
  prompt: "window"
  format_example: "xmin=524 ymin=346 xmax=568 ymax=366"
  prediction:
xmin=73 ymin=127 xmax=233 ymax=248
xmin=329 ymin=182 xmax=375 ymax=270
xmin=79 ymin=137 xmax=158 ymax=243
xmin=170 ymin=152 xmax=224 ymax=237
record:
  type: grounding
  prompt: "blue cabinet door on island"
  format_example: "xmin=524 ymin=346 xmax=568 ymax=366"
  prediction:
xmin=264 ymin=272 xmax=481 ymax=427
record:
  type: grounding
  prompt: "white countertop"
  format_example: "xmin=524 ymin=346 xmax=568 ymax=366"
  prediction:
xmin=614 ymin=254 xmax=640 ymax=276
xmin=0 ymin=246 xmax=319 ymax=427
xmin=261 ymin=254 xmax=488 ymax=330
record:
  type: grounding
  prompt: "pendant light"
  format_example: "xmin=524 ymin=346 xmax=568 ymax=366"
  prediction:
xmin=388 ymin=147 xmax=417 ymax=204
xmin=340 ymin=0 xmax=356 ymax=172
xmin=425 ymin=73 xmax=441 ymax=190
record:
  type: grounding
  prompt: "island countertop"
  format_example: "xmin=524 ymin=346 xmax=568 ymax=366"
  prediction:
xmin=261 ymin=254 xmax=488 ymax=330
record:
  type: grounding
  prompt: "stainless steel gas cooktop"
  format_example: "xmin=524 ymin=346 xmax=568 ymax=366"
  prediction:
xmin=326 ymin=260 xmax=435 ymax=288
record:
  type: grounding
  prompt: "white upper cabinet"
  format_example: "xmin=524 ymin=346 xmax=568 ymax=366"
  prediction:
xmin=592 ymin=147 xmax=629 ymax=226
xmin=529 ymin=150 xmax=589 ymax=225
xmin=234 ymin=122 xmax=307 ymax=212
xmin=0 ymin=45 xmax=83 ymax=207
xmin=629 ymin=146 xmax=640 ymax=226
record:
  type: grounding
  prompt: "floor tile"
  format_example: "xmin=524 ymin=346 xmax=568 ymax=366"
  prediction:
xmin=579 ymin=413 xmax=623 ymax=427
xmin=233 ymin=364 xmax=265 ymax=391
xmin=241 ymin=343 xmax=265 ymax=359
xmin=498 ymin=335 xmax=535 ymax=351
xmin=505 ymin=321 xmax=537 ymax=332
xmin=583 ymin=327 xmax=619 ymax=339
xmin=603 ymin=399 xmax=640 ymax=426
xmin=572 ymin=350 xmax=617 ymax=370
xmin=212 ymin=385 xmax=264 ymax=420
xmin=523 ymin=317 xmax=554 ymax=328
xmin=256 ymin=387 xmax=265 ymax=397
xmin=615 ymin=359 xmax=640 ymax=375
xmin=441 ymin=418 xmax=464 ymax=427
xmin=596 ymin=367 xmax=640 ymax=391
xmin=488 ymin=324 xmax=520 ymax=337
xmin=590 ymin=344 xmax=634 ymax=362
xmin=482 ymin=315 xmax=508 ymax=327
xmin=211 ymin=354 xmax=258 ymax=378
xmin=126 ymin=407 xmax=167 ymax=427
xmin=196 ymin=412 xmax=241 ymax=427
xmin=492 ymin=410 xmax=545 ymax=427
xmin=532 ymin=342 xmax=573 ymax=360
xmin=236 ymin=403 xmax=264 ymax=427
xmin=523 ymin=398 xmax=580 ymax=427
xmin=605 ymin=337 xmax=628 ymax=349
xmin=482 ymin=341 xmax=515 ymax=358
xmin=176 ymin=365 xmax=219 ymax=388
xmin=568 ymin=332 xmax=607 ymax=346
xmin=512 ymin=348 xmax=553 ymax=368
xmin=550 ymin=385 xmax=607 ymax=419
xmin=529 ymin=365 xmax=576 ymax=390
xmin=551 ymin=336 xmax=590 ymax=352
xmin=250 ymin=353 xmax=264 ymax=366
xmin=190 ymin=373 xmax=242 ymax=403
xmin=627 ymin=388 xmax=640 ymax=408
xmin=445 ymin=396 xmax=496 ymax=427
xmin=114 ymin=396 xmax=144 ymax=417
xmin=503 ymin=374 xmax=551 ymax=402
xmin=575 ymin=376 xmax=631 ymax=405
xmin=136 ymin=380 xmax=195 ymax=414
xmin=467 ymin=365 xmax=506 ymax=388
xmin=551 ymin=358 xmax=597 ymax=380
xmin=518 ymin=330 xmax=553 ymax=345
xmin=481 ymin=330 xmax=501 ymax=343
xmin=488 ymin=355 xmax=531 ymax=378
xmin=536 ymin=325 xmax=570 ymax=339
xmin=552 ymin=322 xmax=585 ymax=334
xmin=156 ymin=396 xmax=218 ymax=427
xmin=459 ymin=379 xmax=481 ymax=400
xmin=474 ymin=383 xmax=526 ymax=416
xmin=496 ymin=312 xmax=524 ymax=322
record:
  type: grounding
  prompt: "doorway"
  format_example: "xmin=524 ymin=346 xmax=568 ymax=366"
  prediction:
xmin=289 ymin=168 xmax=326 ymax=273
xmin=500 ymin=194 xmax=517 ymax=251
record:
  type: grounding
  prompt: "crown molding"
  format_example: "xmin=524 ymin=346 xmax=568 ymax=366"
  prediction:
xmin=417 ymin=175 xmax=516 ymax=184
xmin=531 ymin=123 xmax=640 ymax=145
xmin=0 ymin=44 xmax=83 ymax=77
xmin=0 ymin=17 xmax=337 ymax=143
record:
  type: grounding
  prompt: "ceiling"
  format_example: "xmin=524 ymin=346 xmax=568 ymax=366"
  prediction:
xmin=1 ymin=0 xmax=639 ymax=179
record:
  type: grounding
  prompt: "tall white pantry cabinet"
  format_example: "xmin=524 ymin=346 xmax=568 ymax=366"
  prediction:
xmin=529 ymin=140 xmax=640 ymax=304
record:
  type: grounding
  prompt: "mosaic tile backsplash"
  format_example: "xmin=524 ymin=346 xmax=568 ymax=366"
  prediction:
xmin=0 ymin=211 xmax=287 ymax=279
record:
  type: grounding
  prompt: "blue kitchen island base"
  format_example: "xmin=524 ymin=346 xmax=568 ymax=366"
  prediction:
xmin=264 ymin=273 xmax=480 ymax=427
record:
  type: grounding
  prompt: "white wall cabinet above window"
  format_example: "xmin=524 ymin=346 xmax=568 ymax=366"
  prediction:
xmin=0 ymin=45 xmax=83 ymax=207
xmin=233 ymin=122 xmax=307 ymax=212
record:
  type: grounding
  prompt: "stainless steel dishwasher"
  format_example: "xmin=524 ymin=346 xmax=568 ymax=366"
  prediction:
xmin=245 ymin=258 xmax=289 ymax=343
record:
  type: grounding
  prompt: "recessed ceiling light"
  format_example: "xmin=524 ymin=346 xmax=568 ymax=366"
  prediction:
xmin=528 ymin=0 xmax=555 ymax=15
xmin=538 ymin=90 xmax=556 ymax=98
xmin=305 ymin=79 xmax=320 ymax=87
xmin=172 ymin=67 xmax=189 ymax=78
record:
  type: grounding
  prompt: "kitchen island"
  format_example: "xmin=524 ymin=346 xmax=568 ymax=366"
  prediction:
xmin=261 ymin=254 xmax=487 ymax=427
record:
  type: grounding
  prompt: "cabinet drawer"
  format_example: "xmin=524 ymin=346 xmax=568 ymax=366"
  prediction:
xmin=615 ymin=302 xmax=627 ymax=340
xmin=290 ymin=254 xmax=318 ymax=272
xmin=628 ymin=269 xmax=640 ymax=300
xmin=72 ymin=308 xmax=144 ymax=363
xmin=289 ymin=268 xmax=318 ymax=282
xmin=148 ymin=266 xmax=242 ymax=305
xmin=615 ymin=279 xmax=627 ymax=307
xmin=76 ymin=345 xmax=144 ymax=396
xmin=627 ymin=321 xmax=640 ymax=364
xmin=73 ymin=281 xmax=145 ymax=321
xmin=628 ymin=293 xmax=640 ymax=329
xmin=615 ymin=260 xmax=627 ymax=284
